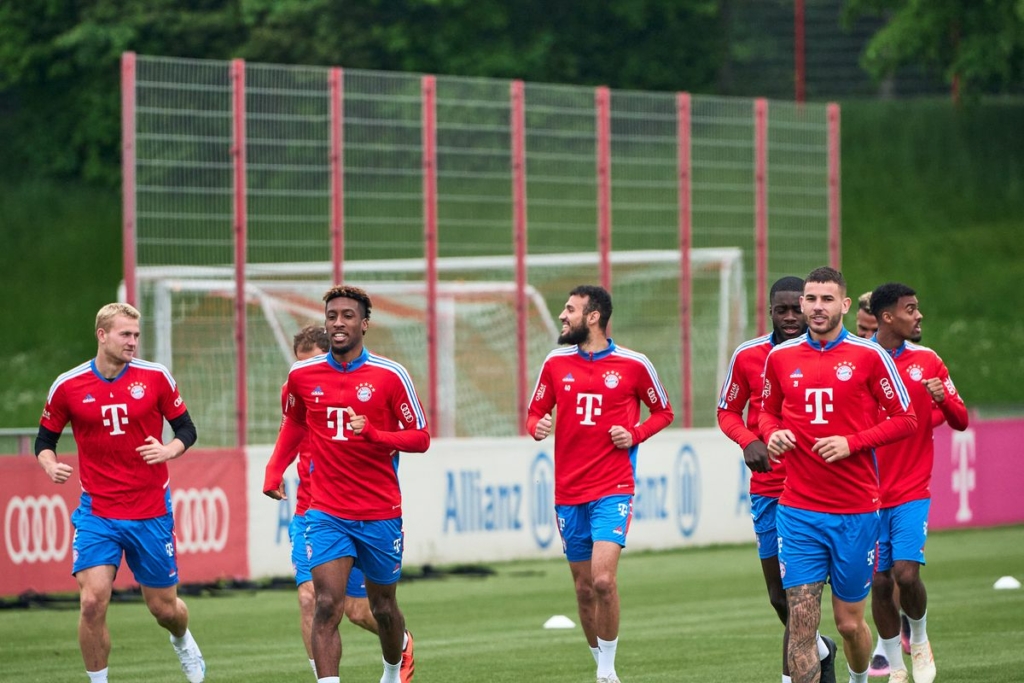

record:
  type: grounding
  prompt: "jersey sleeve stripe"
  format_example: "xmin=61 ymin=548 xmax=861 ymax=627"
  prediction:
xmin=847 ymin=336 xmax=913 ymax=408
xmin=46 ymin=361 xmax=92 ymax=404
xmin=613 ymin=347 xmax=671 ymax=408
xmin=129 ymin=358 xmax=178 ymax=389
xmin=367 ymin=354 xmax=428 ymax=428
xmin=718 ymin=334 xmax=771 ymax=406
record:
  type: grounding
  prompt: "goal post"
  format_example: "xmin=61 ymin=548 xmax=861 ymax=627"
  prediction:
xmin=120 ymin=248 xmax=745 ymax=445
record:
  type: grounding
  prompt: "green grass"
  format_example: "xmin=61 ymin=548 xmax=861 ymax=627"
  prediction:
xmin=2 ymin=525 xmax=1022 ymax=682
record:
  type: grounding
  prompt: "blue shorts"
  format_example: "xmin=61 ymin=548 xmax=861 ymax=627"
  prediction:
xmin=750 ymin=494 xmax=780 ymax=560
xmin=305 ymin=509 xmax=403 ymax=586
xmin=555 ymin=495 xmax=633 ymax=563
xmin=290 ymin=513 xmax=368 ymax=596
xmin=71 ymin=493 xmax=178 ymax=588
xmin=776 ymin=505 xmax=879 ymax=603
xmin=877 ymin=498 xmax=929 ymax=572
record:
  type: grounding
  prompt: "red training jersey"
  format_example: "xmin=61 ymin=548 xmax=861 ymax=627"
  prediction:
xmin=268 ymin=381 xmax=314 ymax=515
xmin=265 ymin=348 xmax=429 ymax=520
xmin=758 ymin=328 xmax=918 ymax=514
xmin=874 ymin=340 xmax=969 ymax=508
xmin=526 ymin=340 xmax=674 ymax=506
xmin=40 ymin=358 xmax=188 ymax=520
xmin=717 ymin=333 xmax=786 ymax=498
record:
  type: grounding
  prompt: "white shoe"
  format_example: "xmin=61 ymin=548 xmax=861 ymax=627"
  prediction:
xmin=887 ymin=669 xmax=909 ymax=683
xmin=910 ymin=641 xmax=936 ymax=683
xmin=597 ymin=677 xmax=622 ymax=683
xmin=171 ymin=633 xmax=206 ymax=683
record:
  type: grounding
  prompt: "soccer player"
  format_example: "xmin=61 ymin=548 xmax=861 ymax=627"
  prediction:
xmin=855 ymin=291 xmax=878 ymax=339
xmin=263 ymin=286 xmax=429 ymax=683
xmin=265 ymin=324 xmax=415 ymax=681
xmin=34 ymin=303 xmax=205 ymax=683
xmin=717 ymin=276 xmax=838 ymax=683
xmin=867 ymin=283 xmax=969 ymax=683
xmin=526 ymin=285 xmax=674 ymax=683
xmin=758 ymin=267 xmax=918 ymax=683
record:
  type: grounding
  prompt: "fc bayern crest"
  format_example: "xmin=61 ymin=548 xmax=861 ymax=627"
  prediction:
xmin=128 ymin=381 xmax=146 ymax=399
xmin=603 ymin=371 xmax=621 ymax=389
xmin=834 ymin=361 xmax=855 ymax=382
xmin=356 ymin=383 xmax=375 ymax=402
xmin=907 ymin=364 xmax=924 ymax=381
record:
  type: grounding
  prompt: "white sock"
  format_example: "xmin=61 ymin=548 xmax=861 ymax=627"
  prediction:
xmin=782 ymin=676 xmax=792 ymax=683
xmin=380 ymin=654 xmax=400 ymax=683
xmin=170 ymin=629 xmax=192 ymax=649
xmin=816 ymin=632 xmax=829 ymax=660
xmin=86 ymin=668 xmax=109 ymax=683
xmin=590 ymin=644 xmax=601 ymax=664
xmin=317 ymin=678 xmax=339 ymax=683
xmin=848 ymin=665 xmax=868 ymax=683
xmin=907 ymin=612 xmax=928 ymax=645
xmin=309 ymin=658 xmax=318 ymax=677
xmin=882 ymin=635 xmax=906 ymax=671
xmin=872 ymin=634 xmax=886 ymax=657
xmin=403 ymin=631 xmax=410 ymax=651
xmin=596 ymin=637 xmax=618 ymax=678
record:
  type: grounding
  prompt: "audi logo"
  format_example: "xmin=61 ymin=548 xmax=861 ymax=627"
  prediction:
xmin=172 ymin=487 xmax=230 ymax=554
xmin=5 ymin=495 xmax=71 ymax=564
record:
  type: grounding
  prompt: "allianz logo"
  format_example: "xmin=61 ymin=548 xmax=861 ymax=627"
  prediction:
xmin=444 ymin=470 xmax=524 ymax=534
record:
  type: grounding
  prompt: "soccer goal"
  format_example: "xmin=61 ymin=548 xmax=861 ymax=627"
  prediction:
xmin=122 ymin=248 xmax=745 ymax=445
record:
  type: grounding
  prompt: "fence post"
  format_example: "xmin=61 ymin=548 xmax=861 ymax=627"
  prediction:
xmin=231 ymin=58 xmax=248 ymax=448
xmin=330 ymin=67 xmax=345 ymax=284
xmin=121 ymin=52 xmax=137 ymax=308
xmin=754 ymin=98 xmax=769 ymax=336
xmin=596 ymin=86 xmax=612 ymax=294
xmin=828 ymin=102 xmax=842 ymax=270
xmin=511 ymin=80 xmax=528 ymax=435
xmin=422 ymin=75 xmax=440 ymax=434
xmin=677 ymin=92 xmax=693 ymax=428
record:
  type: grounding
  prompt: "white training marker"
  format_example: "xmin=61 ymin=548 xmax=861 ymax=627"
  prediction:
xmin=543 ymin=614 xmax=576 ymax=629
xmin=993 ymin=575 xmax=1021 ymax=590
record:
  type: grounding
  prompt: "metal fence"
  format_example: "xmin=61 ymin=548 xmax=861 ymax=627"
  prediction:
xmin=122 ymin=53 xmax=840 ymax=445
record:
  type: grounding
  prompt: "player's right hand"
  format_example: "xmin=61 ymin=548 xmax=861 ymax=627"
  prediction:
xmin=533 ymin=413 xmax=552 ymax=440
xmin=766 ymin=429 xmax=796 ymax=460
xmin=263 ymin=482 xmax=286 ymax=500
xmin=45 ymin=461 xmax=73 ymax=484
xmin=743 ymin=440 xmax=772 ymax=473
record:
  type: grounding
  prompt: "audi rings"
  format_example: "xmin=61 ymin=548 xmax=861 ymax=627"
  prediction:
xmin=172 ymin=487 xmax=230 ymax=553
xmin=5 ymin=495 xmax=71 ymax=564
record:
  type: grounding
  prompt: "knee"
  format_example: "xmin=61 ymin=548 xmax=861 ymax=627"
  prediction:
xmin=313 ymin=590 xmax=344 ymax=625
xmin=591 ymin=572 xmax=617 ymax=599
xmin=147 ymin=597 xmax=180 ymax=626
xmin=79 ymin=591 xmax=108 ymax=624
xmin=834 ymin=614 xmax=864 ymax=641
xmin=297 ymin=585 xmax=316 ymax=615
xmin=769 ymin=590 xmax=788 ymax=624
xmin=892 ymin=563 xmax=920 ymax=589
xmin=345 ymin=600 xmax=375 ymax=631
xmin=370 ymin=599 xmax=398 ymax=631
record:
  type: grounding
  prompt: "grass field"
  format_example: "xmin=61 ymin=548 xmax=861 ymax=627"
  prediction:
xmin=3 ymin=525 xmax=1022 ymax=682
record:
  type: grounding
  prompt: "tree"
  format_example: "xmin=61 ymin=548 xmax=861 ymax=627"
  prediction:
xmin=844 ymin=0 xmax=1024 ymax=98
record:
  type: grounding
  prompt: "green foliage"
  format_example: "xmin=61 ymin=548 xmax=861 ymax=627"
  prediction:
xmin=2 ymin=526 xmax=1022 ymax=681
xmin=844 ymin=0 xmax=1024 ymax=97
xmin=0 ymin=0 xmax=725 ymax=184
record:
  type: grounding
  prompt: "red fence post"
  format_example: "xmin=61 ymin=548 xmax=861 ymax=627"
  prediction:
xmin=677 ymin=92 xmax=693 ymax=429
xmin=511 ymin=80 xmax=529 ymax=435
xmin=827 ymin=102 xmax=842 ymax=270
xmin=231 ymin=59 xmax=248 ymax=448
xmin=121 ymin=52 xmax=137 ymax=307
xmin=754 ymin=98 xmax=769 ymax=336
xmin=422 ymin=76 xmax=439 ymax=433
xmin=595 ymin=86 xmax=612 ymax=294
xmin=330 ymin=67 xmax=345 ymax=284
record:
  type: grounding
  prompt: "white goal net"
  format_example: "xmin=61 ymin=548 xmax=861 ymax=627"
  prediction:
xmin=122 ymin=248 xmax=745 ymax=444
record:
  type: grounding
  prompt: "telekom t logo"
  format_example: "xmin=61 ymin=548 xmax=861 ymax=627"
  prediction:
xmin=101 ymin=404 xmax=128 ymax=435
xmin=576 ymin=393 xmax=603 ymax=425
xmin=325 ymin=406 xmax=350 ymax=441
xmin=804 ymin=388 xmax=833 ymax=424
xmin=951 ymin=429 xmax=976 ymax=522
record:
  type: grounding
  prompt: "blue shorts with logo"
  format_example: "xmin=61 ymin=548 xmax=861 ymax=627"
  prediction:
xmin=71 ymin=492 xmax=178 ymax=588
xmin=750 ymin=494 xmax=780 ymax=560
xmin=556 ymin=495 xmax=633 ymax=563
xmin=877 ymin=498 xmax=929 ymax=572
xmin=776 ymin=504 xmax=880 ymax=603
xmin=290 ymin=512 xmax=367 ymax=596
xmin=304 ymin=509 xmax=403 ymax=586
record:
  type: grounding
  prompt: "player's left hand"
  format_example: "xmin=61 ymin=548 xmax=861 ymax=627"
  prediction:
xmin=923 ymin=377 xmax=946 ymax=403
xmin=137 ymin=435 xmax=181 ymax=464
xmin=263 ymin=482 xmax=286 ymax=500
xmin=608 ymin=425 xmax=633 ymax=449
xmin=812 ymin=435 xmax=851 ymax=463
xmin=345 ymin=406 xmax=367 ymax=435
